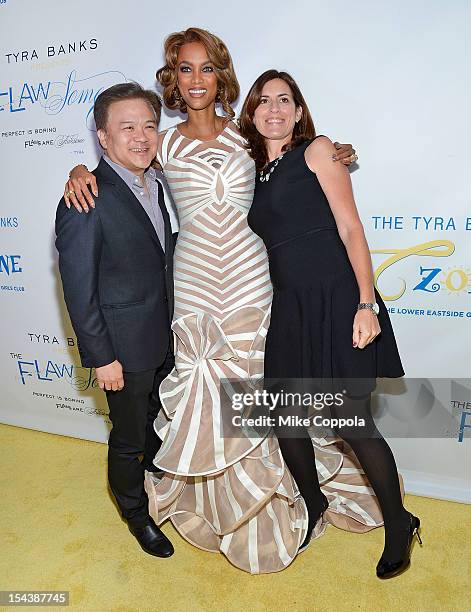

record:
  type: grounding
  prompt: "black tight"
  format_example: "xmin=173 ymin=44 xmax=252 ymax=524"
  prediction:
xmin=275 ymin=395 xmax=410 ymax=560
xmin=330 ymin=395 xmax=407 ymax=526
xmin=274 ymin=403 xmax=326 ymax=535
xmin=275 ymin=433 xmax=326 ymax=533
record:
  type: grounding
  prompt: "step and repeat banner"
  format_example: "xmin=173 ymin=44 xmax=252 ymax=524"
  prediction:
xmin=1 ymin=0 xmax=470 ymax=502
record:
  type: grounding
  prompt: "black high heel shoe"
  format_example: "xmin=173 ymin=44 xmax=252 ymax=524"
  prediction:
xmin=376 ymin=513 xmax=422 ymax=579
xmin=298 ymin=493 xmax=329 ymax=553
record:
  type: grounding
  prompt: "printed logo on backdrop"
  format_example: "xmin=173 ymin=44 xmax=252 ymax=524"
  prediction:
xmin=14 ymin=331 xmax=90 ymax=385
xmin=455 ymin=402 xmax=471 ymax=443
xmin=0 ymin=68 xmax=125 ymax=121
xmin=370 ymin=214 xmax=471 ymax=320
xmin=11 ymin=333 xmax=91 ymax=388
xmin=8 ymin=335 xmax=108 ymax=421
xmin=0 ymin=216 xmax=19 ymax=229
xmin=15 ymin=354 xmax=97 ymax=390
xmin=5 ymin=331 xmax=108 ymax=423
xmin=0 ymin=253 xmax=24 ymax=293
xmin=1 ymin=38 xmax=128 ymax=153
xmin=449 ymin=380 xmax=471 ymax=444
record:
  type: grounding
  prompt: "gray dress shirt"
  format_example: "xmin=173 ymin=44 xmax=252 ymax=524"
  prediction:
xmin=103 ymin=155 xmax=165 ymax=252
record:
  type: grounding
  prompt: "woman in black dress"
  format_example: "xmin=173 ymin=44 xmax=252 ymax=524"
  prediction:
xmin=240 ymin=70 xmax=422 ymax=579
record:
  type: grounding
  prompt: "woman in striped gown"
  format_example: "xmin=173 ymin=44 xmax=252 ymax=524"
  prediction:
xmin=64 ymin=28 xmax=386 ymax=574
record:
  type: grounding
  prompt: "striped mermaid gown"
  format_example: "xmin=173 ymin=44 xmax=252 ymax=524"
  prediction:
xmin=144 ymin=122 xmax=384 ymax=573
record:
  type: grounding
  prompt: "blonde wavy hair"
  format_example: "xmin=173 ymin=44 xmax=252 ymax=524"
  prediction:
xmin=156 ymin=27 xmax=239 ymax=119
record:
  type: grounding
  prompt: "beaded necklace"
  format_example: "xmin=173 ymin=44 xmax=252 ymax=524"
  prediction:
xmin=259 ymin=153 xmax=284 ymax=182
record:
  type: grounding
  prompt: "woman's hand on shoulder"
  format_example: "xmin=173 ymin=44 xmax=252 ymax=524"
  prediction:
xmin=64 ymin=165 xmax=98 ymax=213
xmin=334 ymin=141 xmax=357 ymax=165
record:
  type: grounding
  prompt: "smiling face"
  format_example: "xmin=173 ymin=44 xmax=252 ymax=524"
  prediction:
xmin=176 ymin=41 xmax=218 ymax=111
xmin=252 ymin=78 xmax=302 ymax=144
xmin=97 ymin=97 xmax=158 ymax=175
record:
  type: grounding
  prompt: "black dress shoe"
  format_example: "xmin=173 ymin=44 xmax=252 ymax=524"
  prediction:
xmin=376 ymin=513 xmax=422 ymax=579
xmin=129 ymin=518 xmax=174 ymax=558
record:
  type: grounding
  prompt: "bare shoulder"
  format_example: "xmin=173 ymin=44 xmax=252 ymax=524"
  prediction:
xmin=305 ymin=135 xmax=336 ymax=160
xmin=305 ymin=135 xmax=346 ymax=176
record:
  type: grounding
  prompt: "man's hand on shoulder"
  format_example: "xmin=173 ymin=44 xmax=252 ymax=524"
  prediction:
xmin=95 ymin=360 xmax=124 ymax=391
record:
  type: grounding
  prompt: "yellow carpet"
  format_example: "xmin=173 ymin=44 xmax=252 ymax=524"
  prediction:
xmin=0 ymin=423 xmax=469 ymax=612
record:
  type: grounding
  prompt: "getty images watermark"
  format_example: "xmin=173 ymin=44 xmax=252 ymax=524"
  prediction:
xmin=218 ymin=378 xmax=470 ymax=440
xmin=231 ymin=389 xmax=363 ymax=430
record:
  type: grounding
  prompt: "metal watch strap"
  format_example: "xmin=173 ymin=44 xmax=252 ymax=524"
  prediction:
xmin=357 ymin=302 xmax=379 ymax=314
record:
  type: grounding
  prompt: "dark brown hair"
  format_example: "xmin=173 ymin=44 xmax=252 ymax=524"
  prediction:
xmin=156 ymin=27 xmax=239 ymax=119
xmin=94 ymin=82 xmax=162 ymax=131
xmin=239 ymin=69 xmax=315 ymax=171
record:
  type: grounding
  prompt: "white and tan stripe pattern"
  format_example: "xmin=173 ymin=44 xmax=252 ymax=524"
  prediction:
xmin=144 ymin=123 xmax=384 ymax=574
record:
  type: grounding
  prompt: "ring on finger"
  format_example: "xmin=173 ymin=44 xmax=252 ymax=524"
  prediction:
xmin=67 ymin=189 xmax=75 ymax=196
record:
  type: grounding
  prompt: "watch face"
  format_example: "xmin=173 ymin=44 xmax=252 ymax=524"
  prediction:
xmin=373 ymin=303 xmax=380 ymax=315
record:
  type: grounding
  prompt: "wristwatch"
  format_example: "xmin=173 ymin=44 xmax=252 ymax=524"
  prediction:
xmin=357 ymin=302 xmax=380 ymax=315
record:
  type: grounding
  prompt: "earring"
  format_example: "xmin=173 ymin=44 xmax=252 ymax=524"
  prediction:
xmin=173 ymin=87 xmax=181 ymax=102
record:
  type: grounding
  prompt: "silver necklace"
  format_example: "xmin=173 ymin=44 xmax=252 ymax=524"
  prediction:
xmin=259 ymin=153 xmax=284 ymax=182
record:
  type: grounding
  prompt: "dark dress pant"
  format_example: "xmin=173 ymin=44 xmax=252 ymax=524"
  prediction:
xmin=106 ymin=349 xmax=174 ymax=528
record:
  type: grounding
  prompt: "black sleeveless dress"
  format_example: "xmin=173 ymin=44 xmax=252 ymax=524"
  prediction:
xmin=247 ymin=138 xmax=404 ymax=395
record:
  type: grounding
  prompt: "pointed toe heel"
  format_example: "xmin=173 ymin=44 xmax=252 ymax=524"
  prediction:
xmin=376 ymin=514 xmax=422 ymax=579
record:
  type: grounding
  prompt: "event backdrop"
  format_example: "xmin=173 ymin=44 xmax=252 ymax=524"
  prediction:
xmin=1 ymin=0 xmax=470 ymax=502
